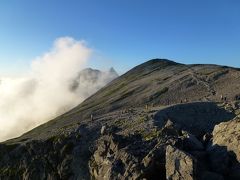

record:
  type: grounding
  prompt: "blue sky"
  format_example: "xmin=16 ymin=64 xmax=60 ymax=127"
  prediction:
xmin=0 ymin=0 xmax=240 ymax=75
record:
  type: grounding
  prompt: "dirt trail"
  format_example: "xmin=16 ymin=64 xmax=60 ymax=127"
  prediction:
xmin=189 ymin=68 xmax=216 ymax=97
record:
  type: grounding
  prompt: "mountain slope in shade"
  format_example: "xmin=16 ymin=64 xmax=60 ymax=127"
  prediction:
xmin=1 ymin=59 xmax=240 ymax=179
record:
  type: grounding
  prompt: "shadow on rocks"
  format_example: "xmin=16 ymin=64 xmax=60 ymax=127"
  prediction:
xmin=153 ymin=102 xmax=235 ymax=137
xmin=204 ymin=143 xmax=240 ymax=180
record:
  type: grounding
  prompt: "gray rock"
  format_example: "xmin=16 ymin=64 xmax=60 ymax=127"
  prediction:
xmin=212 ymin=118 xmax=240 ymax=162
xmin=166 ymin=145 xmax=196 ymax=180
xmin=90 ymin=134 xmax=144 ymax=179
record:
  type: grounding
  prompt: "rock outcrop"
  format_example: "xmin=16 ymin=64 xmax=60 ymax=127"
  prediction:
xmin=165 ymin=145 xmax=196 ymax=180
xmin=212 ymin=117 xmax=240 ymax=162
xmin=208 ymin=117 xmax=240 ymax=179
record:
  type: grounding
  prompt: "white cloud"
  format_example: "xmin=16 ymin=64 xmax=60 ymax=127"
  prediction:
xmin=0 ymin=37 xmax=117 ymax=142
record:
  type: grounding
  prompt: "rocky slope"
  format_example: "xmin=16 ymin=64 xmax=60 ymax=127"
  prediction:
xmin=0 ymin=59 xmax=240 ymax=179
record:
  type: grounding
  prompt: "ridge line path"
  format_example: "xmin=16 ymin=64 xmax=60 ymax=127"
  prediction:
xmin=188 ymin=67 xmax=216 ymax=98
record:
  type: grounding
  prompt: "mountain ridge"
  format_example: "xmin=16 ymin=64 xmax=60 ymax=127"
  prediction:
xmin=5 ymin=58 xmax=240 ymax=143
xmin=1 ymin=59 xmax=240 ymax=179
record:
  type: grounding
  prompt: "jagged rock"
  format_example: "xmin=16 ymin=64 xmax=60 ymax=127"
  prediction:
xmin=212 ymin=118 xmax=240 ymax=162
xmin=90 ymin=133 xmax=145 ymax=179
xmin=165 ymin=145 xmax=196 ymax=180
xmin=207 ymin=117 xmax=240 ymax=178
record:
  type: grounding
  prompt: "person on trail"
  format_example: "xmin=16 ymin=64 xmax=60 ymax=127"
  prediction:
xmin=224 ymin=96 xmax=227 ymax=102
xmin=101 ymin=125 xmax=106 ymax=135
xmin=145 ymin=104 xmax=148 ymax=111
xmin=91 ymin=114 xmax=94 ymax=121
xmin=220 ymin=94 xmax=223 ymax=101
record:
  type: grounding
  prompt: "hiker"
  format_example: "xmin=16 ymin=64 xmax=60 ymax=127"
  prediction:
xmin=101 ymin=125 xmax=106 ymax=135
xmin=145 ymin=104 xmax=148 ymax=111
xmin=91 ymin=114 xmax=94 ymax=121
xmin=220 ymin=94 xmax=223 ymax=101
xmin=224 ymin=96 xmax=227 ymax=102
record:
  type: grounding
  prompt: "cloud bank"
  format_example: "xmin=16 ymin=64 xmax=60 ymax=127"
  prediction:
xmin=0 ymin=37 xmax=118 ymax=142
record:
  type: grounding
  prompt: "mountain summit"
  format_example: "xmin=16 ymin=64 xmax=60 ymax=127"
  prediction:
xmin=1 ymin=59 xmax=240 ymax=179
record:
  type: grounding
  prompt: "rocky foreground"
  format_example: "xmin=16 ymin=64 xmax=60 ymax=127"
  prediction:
xmin=0 ymin=59 xmax=240 ymax=179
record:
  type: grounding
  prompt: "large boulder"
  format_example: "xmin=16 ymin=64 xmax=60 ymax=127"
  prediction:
xmin=165 ymin=145 xmax=196 ymax=180
xmin=212 ymin=118 xmax=240 ymax=162
xmin=210 ymin=118 xmax=240 ymax=178
xmin=89 ymin=133 xmax=149 ymax=180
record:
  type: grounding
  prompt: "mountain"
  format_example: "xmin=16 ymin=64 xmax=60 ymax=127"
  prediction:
xmin=70 ymin=67 xmax=119 ymax=95
xmin=0 ymin=59 xmax=240 ymax=179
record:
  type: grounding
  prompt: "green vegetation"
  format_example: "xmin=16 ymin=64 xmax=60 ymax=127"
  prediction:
xmin=142 ymin=129 xmax=160 ymax=141
xmin=149 ymin=87 xmax=169 ymax=101
xmin=138 ymin=116 xmax=148 ymax=123
xmin=114 ymin=89 xmax=135 ymax=103
xmin=103 ymin=82 xmax=126 ymax=97
xmin=113 ymin=115 xmax=149 ymax=131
